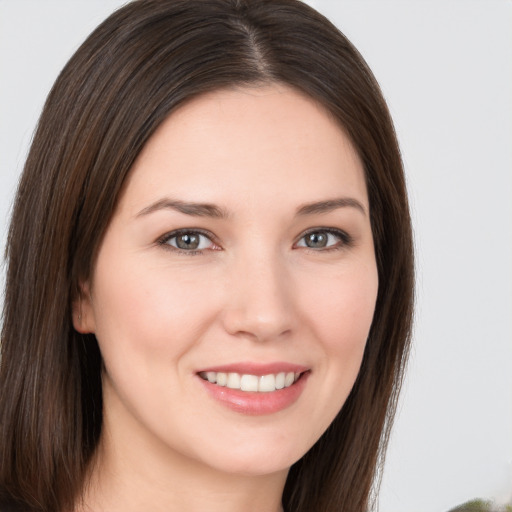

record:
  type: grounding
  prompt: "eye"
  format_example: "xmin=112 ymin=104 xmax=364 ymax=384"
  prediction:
xmin=160 ymin=230 xmax=218 ymax=252
xmin=295 ymin=229 xmax=351 ymax=250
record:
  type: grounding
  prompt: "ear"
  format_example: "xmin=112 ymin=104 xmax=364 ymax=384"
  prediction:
xmin=72 ymin=281 xmax=96 ymax=334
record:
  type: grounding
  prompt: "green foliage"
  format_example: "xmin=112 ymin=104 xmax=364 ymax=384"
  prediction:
xmin=447 ymin=499 xmax=512 ymax=512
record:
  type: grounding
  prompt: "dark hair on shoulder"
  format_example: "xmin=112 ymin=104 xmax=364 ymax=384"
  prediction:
xmin=0 ymin=1 xmax=414 ymax=511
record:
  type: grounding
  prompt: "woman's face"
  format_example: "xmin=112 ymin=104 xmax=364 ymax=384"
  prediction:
xmin=78 ymin=85 xmax=378 ymax=476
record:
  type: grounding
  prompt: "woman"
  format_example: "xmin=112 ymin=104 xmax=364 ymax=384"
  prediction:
xmin=0 ymin=1 xmax=414 ymax=511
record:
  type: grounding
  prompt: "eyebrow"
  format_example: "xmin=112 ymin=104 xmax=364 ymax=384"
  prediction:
xmin=296 ymin=198 xmax=367 ymax=217
xmin=136 ymin=196 xmax=366 ymax=219
xmin=136 ymin=198 xmax=229 ymax=219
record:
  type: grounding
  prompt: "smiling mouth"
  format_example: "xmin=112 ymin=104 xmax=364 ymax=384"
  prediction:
xmin=198 ymin=371 xmax=304 ymax=393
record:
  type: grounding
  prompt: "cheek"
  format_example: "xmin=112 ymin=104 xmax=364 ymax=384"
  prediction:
xmin=303 ymin=263 xmax=378 ymax=347
xmin=276 ymin=262 xmax=378 ymax=451
xmin=90 ymin=256 xmax=220 ymax=366
xmin=300 ymin=261 xmax=378 ymax=402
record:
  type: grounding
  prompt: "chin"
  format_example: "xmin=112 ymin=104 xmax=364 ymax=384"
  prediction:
xmin=182 ymin=427 xmax=311 ymax=477
xmin=205 ymin=451 xmax=298 ymax=478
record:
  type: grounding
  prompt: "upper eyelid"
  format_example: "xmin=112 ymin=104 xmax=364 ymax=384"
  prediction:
xmin=158 ymin=228 xmax=217 ymax=244
xmin=295 ymin=227 xmax=350 ymax=242
xmin=298 ymin=227 xmax=345 ymax=236
xmin=157 ymin=229 xmax=220 ymax=255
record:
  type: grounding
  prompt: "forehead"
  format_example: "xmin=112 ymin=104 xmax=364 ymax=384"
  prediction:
xmin=120 ymin=84 xmax=368 ymax=215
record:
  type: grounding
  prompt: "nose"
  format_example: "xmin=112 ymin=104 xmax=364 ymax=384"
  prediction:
xmin=221 ymin=249 xmax=295 ymax=342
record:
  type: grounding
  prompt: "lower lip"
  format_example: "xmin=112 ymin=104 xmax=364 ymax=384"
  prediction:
xmin=197 ymin=372 xmax=310 ymax=415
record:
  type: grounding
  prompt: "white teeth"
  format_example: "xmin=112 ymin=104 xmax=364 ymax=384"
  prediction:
xmin=226 ymin=373 xmax=241 ymax=389
xmin=275 ymin=372 xmax=285 ymax=390
xmin=200 ymin=370 xmax=303 ymax=392
xmin=216 ymin=372 xmax=227 ymax=386
xmin=258 ymin=374 xmax=276 ymax=392
xmin=284 ymin=372 xmax=295 ymax=387
xmin=240 ymin=374 xmax=259 ymax=392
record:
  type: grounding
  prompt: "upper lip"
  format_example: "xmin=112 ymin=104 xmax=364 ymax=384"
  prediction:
xmin=196 ymin=362 xmax=309 ymax=376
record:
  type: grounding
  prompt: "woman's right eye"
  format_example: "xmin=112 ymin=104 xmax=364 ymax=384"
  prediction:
xmin=159 ymin=230 xmax=217 ymax=253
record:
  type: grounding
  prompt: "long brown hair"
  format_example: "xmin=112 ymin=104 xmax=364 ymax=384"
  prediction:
xmin=0 ymin=1 xmax=414 ymax=511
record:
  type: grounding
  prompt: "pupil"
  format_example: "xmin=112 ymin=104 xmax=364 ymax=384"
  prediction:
xmin=306 ymin=232 xmax=327 ymax=248
xmin=176 ymin=233 xmax=199 ymax=250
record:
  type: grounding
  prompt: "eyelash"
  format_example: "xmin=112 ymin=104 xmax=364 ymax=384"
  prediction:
xmin=157 ymin=228 xmax=219 ymax=256
xmin=157 ymin=227 xmax=353 ymax=256
xmin=298 ymin=227 xmax=353 ymax=253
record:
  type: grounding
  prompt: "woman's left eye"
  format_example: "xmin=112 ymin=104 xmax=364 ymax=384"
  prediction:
xmin=295 ymin=229 xmax=350 ymax=250
xmin=160 ymin=230 xmax=216 ymax=252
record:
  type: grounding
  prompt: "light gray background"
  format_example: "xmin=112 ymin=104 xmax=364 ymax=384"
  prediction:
xmin=1 ymin=1 xmax=511 ymax=511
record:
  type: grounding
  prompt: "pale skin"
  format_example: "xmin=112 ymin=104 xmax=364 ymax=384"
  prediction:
xmin=74 ymin=84 xmax=379 ymax=512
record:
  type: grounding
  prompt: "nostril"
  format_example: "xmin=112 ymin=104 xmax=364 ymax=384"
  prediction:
xmin=220 ymin=304 xmax=294 ymax=342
